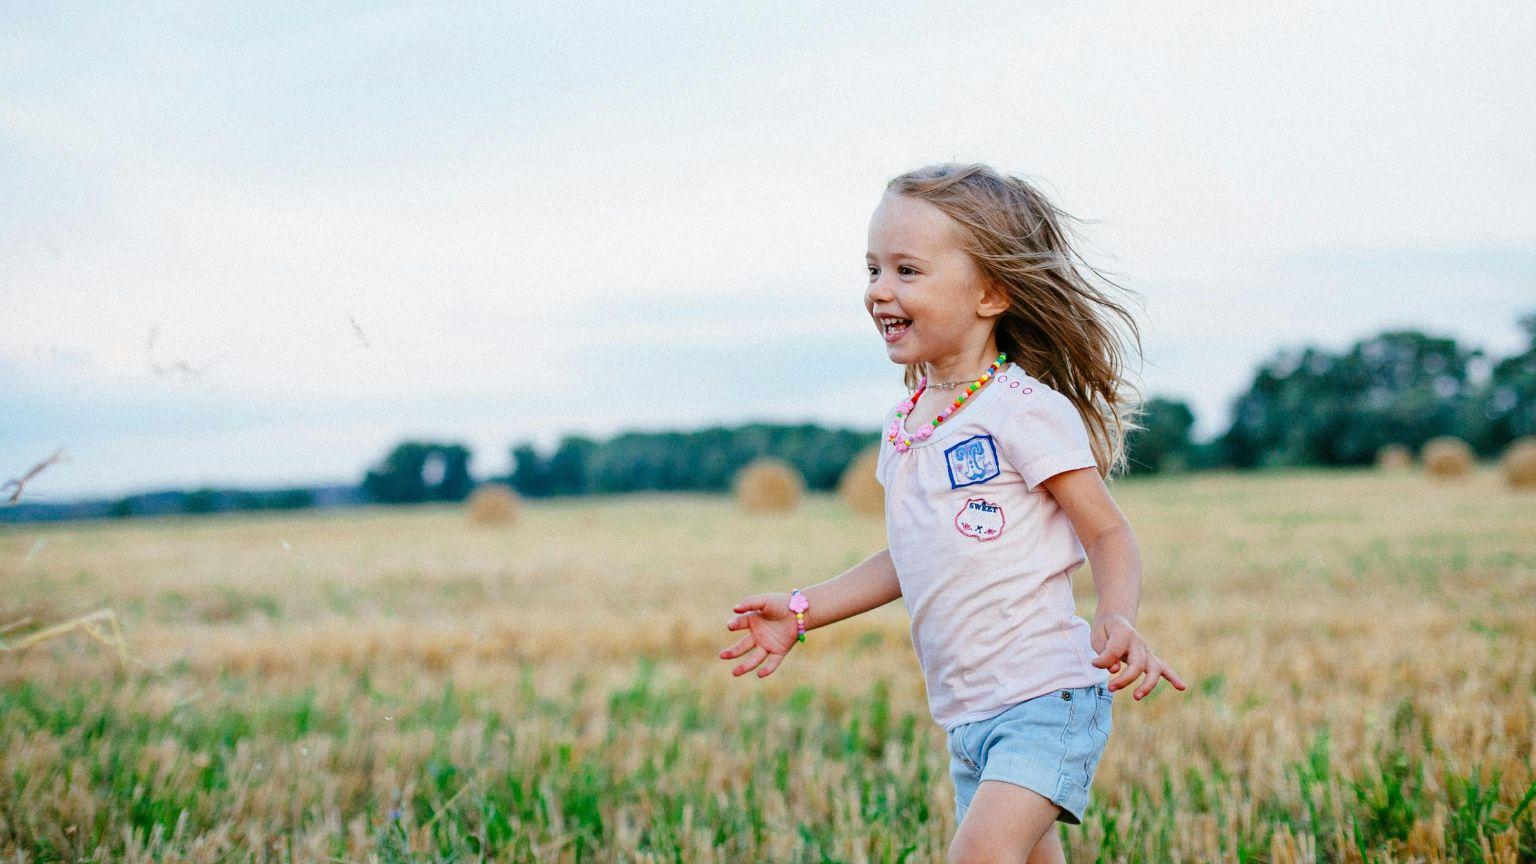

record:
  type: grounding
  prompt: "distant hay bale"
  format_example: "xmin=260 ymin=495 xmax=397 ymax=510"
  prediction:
xmin=466 ymin=483 xmax=520 ymax=525
xmin=1375 ymin=443 xmax=1413 ymax=471
xmin=1420 ymin=436 xmax=1473 ymax=479
xmin=733 ymin=458 xmax=804 ymax=514
xmin=1502 ymin=437 xmax=1536 ymax=490
xmin=838 ymin=445 xmax=884 ymax=518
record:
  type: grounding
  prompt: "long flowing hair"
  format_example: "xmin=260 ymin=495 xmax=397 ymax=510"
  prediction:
xmin=885 ymin=163 xmax=1147 ymax=481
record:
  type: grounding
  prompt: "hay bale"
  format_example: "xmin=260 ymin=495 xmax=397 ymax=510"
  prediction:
xmin=733 ymin=457 xmax=804 ymax=514
xmin=1420 ymin=436 xmax=1473 ymax=479
xmin=1502 ymin=436 xmax=1536 ymax=490
xmin=838 ymin=445 xmax=884 ymax=517
xmin=1375 ymin=443 xmax=1413 ymax=471
xmin=466 ymin=483 xmax=520 ymax=525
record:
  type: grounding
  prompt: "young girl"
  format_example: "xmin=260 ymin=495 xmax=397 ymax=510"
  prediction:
xmin=718 ymin=163 xmax=1186 ymax=863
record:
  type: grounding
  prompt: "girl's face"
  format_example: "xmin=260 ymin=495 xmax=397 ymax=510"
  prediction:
xmin=864 ymin=192 xmax=1005 ymax=367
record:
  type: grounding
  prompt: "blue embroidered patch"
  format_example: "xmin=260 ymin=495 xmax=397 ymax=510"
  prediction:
xmin=944 ymin=434 xmax=1001 ymax=488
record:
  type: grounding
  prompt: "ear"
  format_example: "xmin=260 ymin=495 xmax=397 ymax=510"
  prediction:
xmin=976 ymin=276 xmax=1010 ymax=319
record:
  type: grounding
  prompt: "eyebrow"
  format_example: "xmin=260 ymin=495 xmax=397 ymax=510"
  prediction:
xmin=866 ymin=252 xmax=931 ymax=263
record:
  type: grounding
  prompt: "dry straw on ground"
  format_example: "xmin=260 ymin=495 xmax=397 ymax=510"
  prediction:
xmin=1503 ymin=436 xmax=1536 ymax=490
xmin=838 ymin=445 xmax=883 ymax=518
xmin=2 ymin=469 xmax=1534 ymax=861
xmin=1420 ymin=436 xmax=1473 ymax=479
xmin=733 ymin=457 xmax=804 ymax=513
xmin=466 ymin=483 xmax=520 ymax=525
xmin=1375 ymin=443 xmax=1413 ymax=471
xmin=0 ymin=608 xmax=131 ymax=668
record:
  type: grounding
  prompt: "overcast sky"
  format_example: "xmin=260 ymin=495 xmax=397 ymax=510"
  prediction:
xmin=3 ymin=2 xmax=1534 ymax=501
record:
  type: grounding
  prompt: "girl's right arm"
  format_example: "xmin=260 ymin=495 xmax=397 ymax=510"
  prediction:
xmin=720 ymin=547 xmax=901 ymax=677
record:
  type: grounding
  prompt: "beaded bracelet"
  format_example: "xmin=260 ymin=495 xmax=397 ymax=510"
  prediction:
xmin=788 ymin=588 xmax=809 ymax=643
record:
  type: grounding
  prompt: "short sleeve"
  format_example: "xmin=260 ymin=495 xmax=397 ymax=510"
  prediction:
xmin=875 ymin=403 xmax=898 ymax=488
xmin=999 ymin=390 xmax=1099 ymax=493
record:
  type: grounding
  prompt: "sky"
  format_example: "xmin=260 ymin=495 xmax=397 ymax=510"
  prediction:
xmin=3 ymin=1 xmax=1534 ymax=501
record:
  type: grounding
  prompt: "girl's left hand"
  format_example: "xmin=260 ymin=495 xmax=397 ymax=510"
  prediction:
xmin=1090 ymin=613 xmax=1187 ymax=700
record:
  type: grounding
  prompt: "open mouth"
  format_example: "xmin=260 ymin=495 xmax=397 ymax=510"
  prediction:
xmin=879 ymin=315 xmax=911 ymax=342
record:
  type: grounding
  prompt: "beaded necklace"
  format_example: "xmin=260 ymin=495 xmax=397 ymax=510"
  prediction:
xmin=887 ymin=352 xmax=1006 ymax=453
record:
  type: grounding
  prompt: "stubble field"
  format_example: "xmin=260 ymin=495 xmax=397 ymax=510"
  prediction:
xmin=1 ymin=466 xmax=1533 ymax=863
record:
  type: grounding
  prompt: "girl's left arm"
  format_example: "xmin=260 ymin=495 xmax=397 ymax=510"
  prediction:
xmin=1040 ymin=466 xmax=1188 ymax=701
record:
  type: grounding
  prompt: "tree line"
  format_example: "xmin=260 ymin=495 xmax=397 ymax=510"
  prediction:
xmin=378 ymin=313 xmax=1536 ymax=502
xmin=3 ymin=314 xmax=1530 ymax=521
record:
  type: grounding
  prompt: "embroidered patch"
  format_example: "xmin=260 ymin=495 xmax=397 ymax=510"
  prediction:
xmin=954 ymin=496 xmax=1005 ymax=541
xmin=944 ymin=434 xmax=1001 ymax=488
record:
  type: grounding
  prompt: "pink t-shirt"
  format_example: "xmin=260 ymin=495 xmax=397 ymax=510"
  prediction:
xmin=876 ymin=362 xmax=1111 ymax=731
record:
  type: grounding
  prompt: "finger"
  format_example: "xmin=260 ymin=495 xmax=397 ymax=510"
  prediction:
xmin=756 ymin=651 xmax=785 ymax=678
xmin=1108 ymin=645 xmax=1148 ymax=692
xmin=718 ymin=633 xmax=754 ymax=660
xmin=1091 ymin=630 xmax=1132 ymax=668
xmin=1134 ymin=660 xmax=1162 ymax=700
xmin=1161 ymin=662 xmax=1188 ymax=691
xmin=1108 ymin=661 xmax=1144 ymax=693
xmin=725 ymin=612 xmax=759 ymax=631
xmin=733 ymin=595 xmax=766 ymax=613
xmin=732 ymin=645 xmax=768 ymax=677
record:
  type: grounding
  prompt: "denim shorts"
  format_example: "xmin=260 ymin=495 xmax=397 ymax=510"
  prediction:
xmin=947 ymin=682 xmax=1114 ymax=825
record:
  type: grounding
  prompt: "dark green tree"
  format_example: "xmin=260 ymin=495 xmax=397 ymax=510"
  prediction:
xmin=1125 ymin=398 xmax=1196 ymax=474
xmin=509 ymin=443 xmax=552 ymax=496
xmin=183 ymin=488 xmax=219 ymax=514
xmin=363 ymin=441 xmax=474 ymax=504
xmin=269 ymin=488 xmax=315 ymax=510
xmin=546 ymin=435 xmax=597 ymax=495
xmin=1475 ymin=312 xmax=1536 ymax=452
xmin=1218 ymin=330 xmax=1484 ymax=468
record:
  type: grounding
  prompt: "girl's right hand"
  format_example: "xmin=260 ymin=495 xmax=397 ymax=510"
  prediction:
xmin=719 ymin=592 xmax=801 ymax=678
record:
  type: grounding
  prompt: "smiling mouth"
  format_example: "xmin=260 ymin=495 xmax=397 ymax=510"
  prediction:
xmin=880 ymin=316 xmax=911 ymax=341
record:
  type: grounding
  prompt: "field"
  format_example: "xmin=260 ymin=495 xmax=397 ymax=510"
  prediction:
xmin=1 ymin=467 xmax=1534 ymax=863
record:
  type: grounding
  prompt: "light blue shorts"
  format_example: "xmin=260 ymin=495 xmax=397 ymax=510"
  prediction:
xmin=946 ymin=682 xmax=1114 ymax=825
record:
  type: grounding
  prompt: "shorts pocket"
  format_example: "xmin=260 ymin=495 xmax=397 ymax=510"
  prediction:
xmin=1082 ymin=689 xmax=1113 ymax=786
xmin=948 ymin=725 xmax=978 ymax=770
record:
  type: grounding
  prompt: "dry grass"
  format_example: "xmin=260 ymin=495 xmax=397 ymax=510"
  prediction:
xmin=2 ymin=447 xmax=68 ymax=504
xmin=0 ymin=608 xmax=131 ymax=669
xmin=1 ymin=467 xmax=1533 ymax=862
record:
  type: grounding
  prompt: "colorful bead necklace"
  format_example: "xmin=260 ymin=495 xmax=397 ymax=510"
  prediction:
xmin=888 ymin=352 xmax=1006 ymax=453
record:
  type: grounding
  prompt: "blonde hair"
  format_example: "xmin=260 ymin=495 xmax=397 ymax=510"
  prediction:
xmin=885 ymin=162 xmax=1147 ymax=481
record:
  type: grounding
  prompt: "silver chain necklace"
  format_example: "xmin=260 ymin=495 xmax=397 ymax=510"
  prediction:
xmin=927 ymin=368 xmax=1004 ymax=389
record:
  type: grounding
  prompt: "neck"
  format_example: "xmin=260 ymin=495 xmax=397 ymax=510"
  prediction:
xmin=923 ymin=345 xmax=1002 ymax=384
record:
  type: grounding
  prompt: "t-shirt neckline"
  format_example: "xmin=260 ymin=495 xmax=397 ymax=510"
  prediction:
xmin=897 ymin=362 xmax=1025 ymax=450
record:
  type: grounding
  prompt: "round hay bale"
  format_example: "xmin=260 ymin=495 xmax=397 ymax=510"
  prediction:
xmin=1375 ymin=443 xmax=1413 ymax=471
xmin=1502 ymin=436 xmax=1536 ymax=490
xmin=838 ymin=445 xmax=884 ymax=517
xmin=466 ymin=483 xmax=520 ymax=525
xmin=1420 ymin=436 xmax=1473 ymax=479
xmin=733 ymin=457 xmax=804 ymax=514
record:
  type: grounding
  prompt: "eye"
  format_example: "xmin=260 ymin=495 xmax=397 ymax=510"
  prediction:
xmin=898 ymin=265 xmax=917 ymax=276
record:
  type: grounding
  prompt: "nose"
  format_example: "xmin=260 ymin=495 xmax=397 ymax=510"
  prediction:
xmin=865 ymin=268 xmax=894 ymax=307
